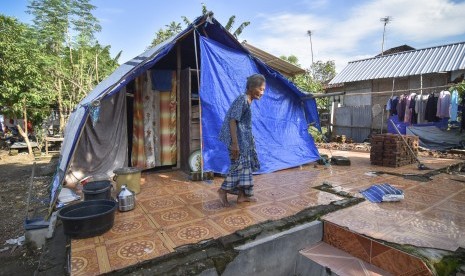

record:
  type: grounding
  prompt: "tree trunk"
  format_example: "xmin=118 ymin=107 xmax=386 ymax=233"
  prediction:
xmin=17 ymin=104 xmax=33 ymax=155
xmin=57 ymin=78 xmax=65 ymax=134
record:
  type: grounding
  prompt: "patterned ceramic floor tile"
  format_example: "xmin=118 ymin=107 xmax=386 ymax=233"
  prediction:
xmin=209 ymin=210 xmax=266 ymax=233
xmin=190 ymin=199 xmax=240 ymax=217
xmin=148 ymin=205 xmax=204 ymax=228
xmin=101 ymin=213 xmax=157 ymax=241
xmin=104 ymin=231 xmax=172 ymax=272
xmin=246 ymin=202 xmax=296 ymax=220
xmin=300 ymin=242 xmax=392 ymax=276
xmin=71 ymin=237 xmax=98 ymax=251
xmin=176 ymin=189 xmax=219 ymax=204
xmin=162 ymin=219 xmax=224 ymax=247
xmin=138 ymin=195 xmax=186 ymax=213
xmin=71 ymin=246 xmax=101 ymax=276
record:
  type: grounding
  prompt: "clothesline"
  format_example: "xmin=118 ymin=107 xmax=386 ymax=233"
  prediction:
xmin=345 ymin=84 xmax=453 ymax=97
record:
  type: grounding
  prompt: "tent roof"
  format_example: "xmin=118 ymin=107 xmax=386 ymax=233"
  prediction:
xmin=330 ymin=41 xmax=465 ymax=85
xmin=241 ymin=42 xmax=306 ymax=77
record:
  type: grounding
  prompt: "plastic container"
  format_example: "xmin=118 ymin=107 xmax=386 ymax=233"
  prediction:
xmin=57 ymin=200 xmax=117 ymax=238
xmin=83 ymin=180 xmax=112 ymax=201
xmin=113 ymin=167 xmax=141 ymax=194
xmin=117 ymin=185 xmax=135 ymax=212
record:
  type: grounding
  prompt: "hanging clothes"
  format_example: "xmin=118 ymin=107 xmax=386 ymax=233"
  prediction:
xmin=436 ymin=90 xmax=451 ymax=119
xmin=151 ymin=70 xmax=173 ymax=91
xmin=131 ymin=76 xmax=147 ymax=168
xmin=415 ymin=94 xmax=429 ymax=124
xmin=397 ymin=95 xmax=406 ymax=121
xmin=386 ymin=96 xmax=399 ymax=116
xmin=425 ymin=94 xmax=439 ymax=122
xmin=450 ymin=89 xmax=459 ymax=121
xmin=410 ymin=93 xmax=418 ymax=124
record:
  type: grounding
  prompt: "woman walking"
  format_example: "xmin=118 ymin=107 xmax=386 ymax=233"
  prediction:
xmin=218 ymin=74 xmax=265 ymax=207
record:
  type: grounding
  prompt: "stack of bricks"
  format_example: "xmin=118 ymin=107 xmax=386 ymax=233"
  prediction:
xmin=370 ymin=134 xmax=419 ymax=167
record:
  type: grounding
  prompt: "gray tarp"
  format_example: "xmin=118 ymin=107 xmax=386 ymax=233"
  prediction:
xmin=68 ymin=89 xmax=128 ymax=181
xmin=406 ymin=125 xmax=465 ymax=151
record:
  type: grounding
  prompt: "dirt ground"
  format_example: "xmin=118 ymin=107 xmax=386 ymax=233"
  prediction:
xmin=0 ymin=149 xmax=57 ymax=275
xmin=316 ymin=142 xmax=465 ymax=159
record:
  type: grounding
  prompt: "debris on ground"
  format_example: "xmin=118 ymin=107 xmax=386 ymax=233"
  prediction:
xmin=316 ymin=142 xmax=465 ymax=160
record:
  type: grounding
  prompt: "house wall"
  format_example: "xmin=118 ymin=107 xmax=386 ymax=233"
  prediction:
xmin=343 ymin=81 xmax=372 ymax=106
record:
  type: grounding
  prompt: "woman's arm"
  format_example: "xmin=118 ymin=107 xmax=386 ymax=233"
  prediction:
xmin=229 ymin=119 xmax=239 ymax=160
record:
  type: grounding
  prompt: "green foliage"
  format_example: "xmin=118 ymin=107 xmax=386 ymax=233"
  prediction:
xmin=0 ymin=15 xmax=53 ymax=123
xmin=26 ymin=0 xmax=120 ymax=129
xmin=0 ymin=0 xmax=122 ymax=136
xmin=280 ymin=55 xmax=336 ymax=110
xmin=450 ymin=80 xmax=465 ymax=98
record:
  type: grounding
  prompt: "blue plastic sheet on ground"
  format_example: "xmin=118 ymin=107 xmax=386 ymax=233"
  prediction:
xmin=360 ymin=183 xmax=404 ymax=203
xmin=199 ymin=36 xmax=319 ymax=174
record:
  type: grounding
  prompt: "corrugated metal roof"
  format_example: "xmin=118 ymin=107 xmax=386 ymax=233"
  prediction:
xmin=241 ymin=42 xmax=306 ymax=77
xmin=329 ymin=41 xmax=465 ymax=85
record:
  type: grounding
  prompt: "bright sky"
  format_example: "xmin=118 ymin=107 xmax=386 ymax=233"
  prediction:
xmin=2 ymin=0 xmax=465 ymax=72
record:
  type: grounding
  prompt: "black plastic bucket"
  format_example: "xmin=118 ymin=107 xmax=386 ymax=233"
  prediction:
xmin=83 ymin=180 xmax=112 ymax=201
xmin=57 ymin=200 xmax=117 ymax=238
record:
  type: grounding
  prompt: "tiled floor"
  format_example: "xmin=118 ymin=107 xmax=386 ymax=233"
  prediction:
xmin=70 ymin=150 xmax=463 ymax=275
xmin=300 ymin=242 xmax=392 ymax=276
xmin=321 ymin=150 xmax=465 ymax=252
xmin=322 ymin=222 xmax=432 ymax=275
xmin=70 ymin=167 xmax=345 ymax=275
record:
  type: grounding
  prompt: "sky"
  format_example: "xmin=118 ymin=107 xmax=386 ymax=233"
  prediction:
xmin=2 ymin=0 xmax=465 ymax=73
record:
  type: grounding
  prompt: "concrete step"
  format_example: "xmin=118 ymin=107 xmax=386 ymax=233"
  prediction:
xmin=322 ymin=221 xmax=432 ymax=275
xmin=296 ymin=241 xmax=391 ymax=276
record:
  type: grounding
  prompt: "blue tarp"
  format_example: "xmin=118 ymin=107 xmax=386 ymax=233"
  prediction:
xmin=387 ymin=115 xmax=448 ymax=135
xmin=200 ymin=36 xmax=319 ymax=174
xmin=360 ymin=183 xmax=404 ymax=203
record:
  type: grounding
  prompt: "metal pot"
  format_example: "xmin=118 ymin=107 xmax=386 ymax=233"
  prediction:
xmin=117 ymin=185 xmax=135 ymax=212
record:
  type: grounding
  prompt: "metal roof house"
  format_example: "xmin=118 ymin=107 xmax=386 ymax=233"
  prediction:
xmin=242 ymin=41 xmax=306 ymax=77
xmin=327 ymin=41 xmax=465 ymax=142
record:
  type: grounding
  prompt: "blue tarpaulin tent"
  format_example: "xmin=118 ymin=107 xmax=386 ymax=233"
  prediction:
xmin=50 ymin=14 xmax=320 ymax=206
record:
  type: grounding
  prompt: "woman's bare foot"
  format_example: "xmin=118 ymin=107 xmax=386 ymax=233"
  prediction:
xmin=217 ymin=189 xmax=230 ymax=207
xmin=237 ymin=191 xmax=258 ymax=203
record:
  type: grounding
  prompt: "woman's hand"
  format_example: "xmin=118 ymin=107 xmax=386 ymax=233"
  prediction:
xmin=230 ymin=143 xmax=240 ymax=160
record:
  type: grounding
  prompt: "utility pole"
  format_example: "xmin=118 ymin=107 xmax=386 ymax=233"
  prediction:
xmin=307 ymin=30 xmax=314 ymax=66
xmin=380 ymin=16 xmax=392 ymax=56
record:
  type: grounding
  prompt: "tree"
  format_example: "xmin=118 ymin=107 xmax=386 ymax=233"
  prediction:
xmin=280 ymin=55 xmax=336 ymax=109
xmin=0 ymin=15 xmax=54 ymax=154
xmin=311 ymin=60 xmax=336 ymax=84
xmin=28 ymin=0 xmax=119 ymax=132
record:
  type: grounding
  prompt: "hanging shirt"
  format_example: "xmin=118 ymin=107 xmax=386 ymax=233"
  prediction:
xmin=436 ymin=90 xmax=451 ymax=118
xmin=404 ymin=94 xmax=412 ymax=123
xmin=397 ymin=95 xmax=406 ymax=121
xmin=415 ymin=95 xmax=429 ymax=124
xmin=387 ymin=96 xmax=398 ymax=116
xmin=425 ymin=94 xmax=439 ymax=122
xmin=450 ymin=89 xmax=459 ymax=121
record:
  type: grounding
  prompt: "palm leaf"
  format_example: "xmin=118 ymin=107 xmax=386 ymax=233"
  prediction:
xmin=201 ymin=3 xmax=207 ymax=15
xmin=225 ymin=16 xmax=235 ymax=31
xmin=233 ymin=21 xmax=250 ymax=38
xmin=181 ymin=16 xmax=191 ymax=26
